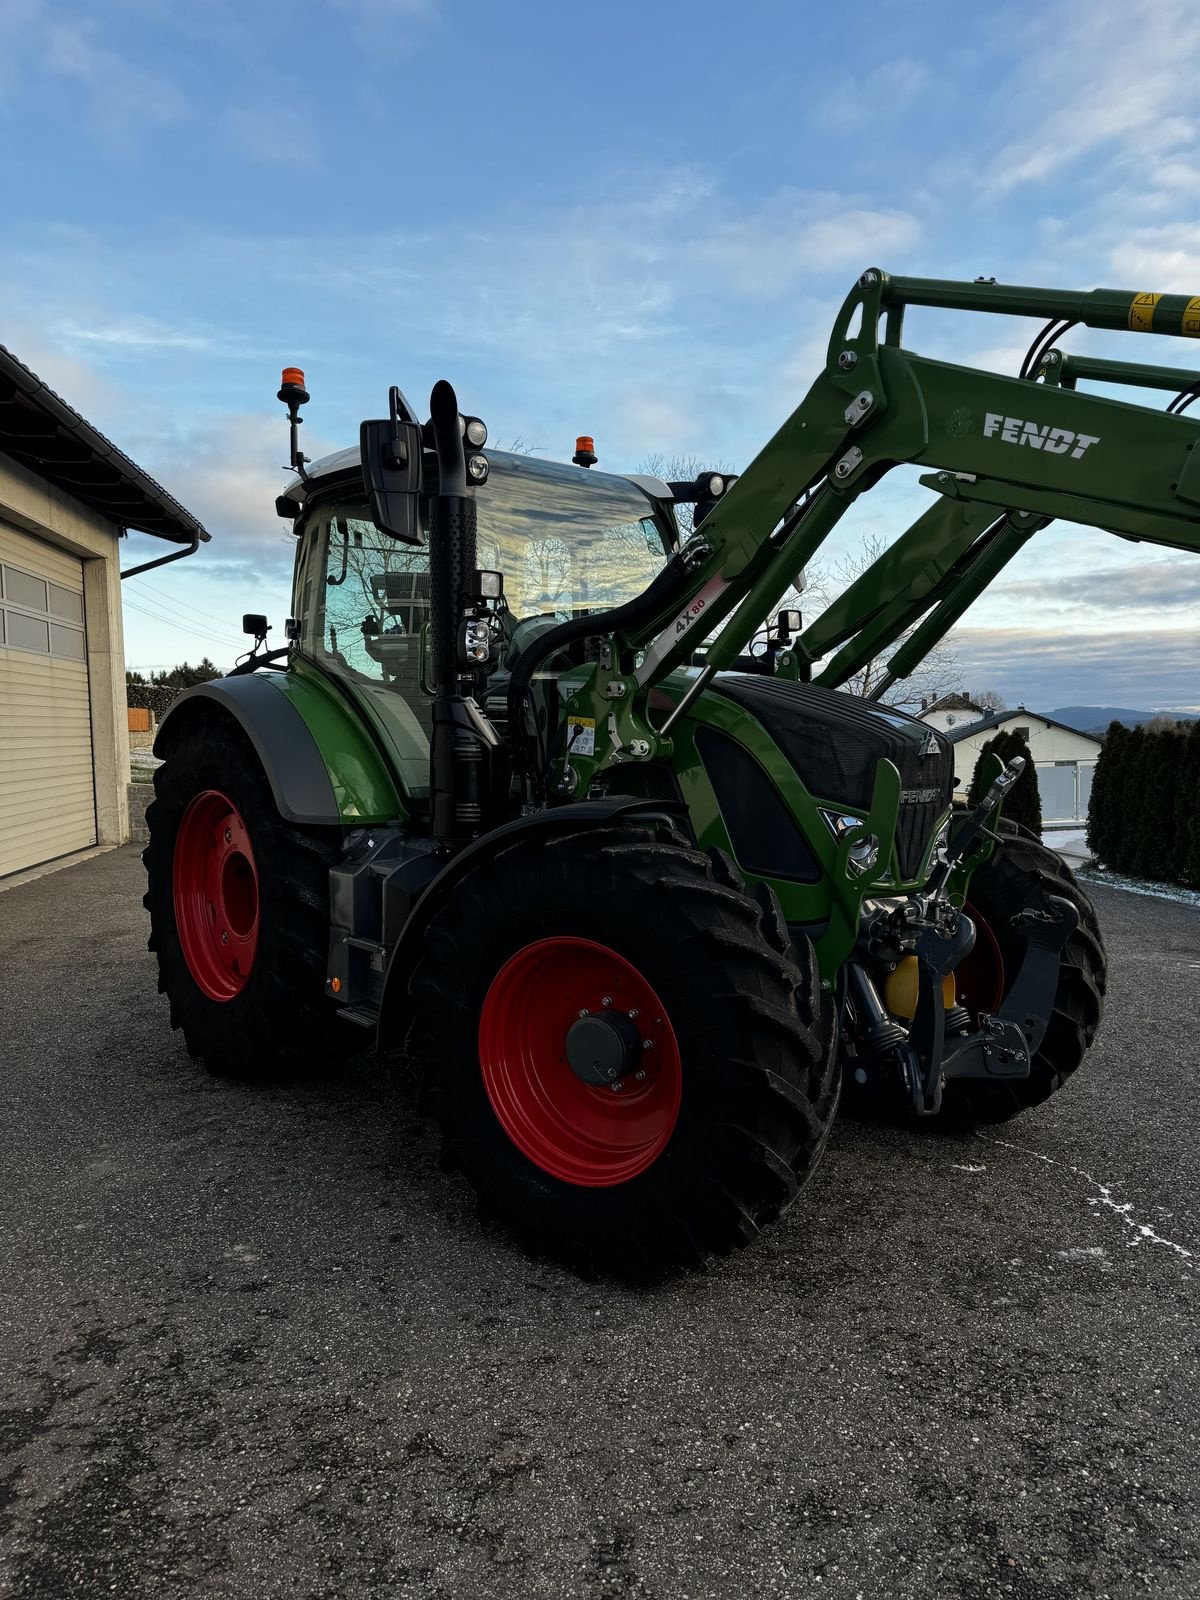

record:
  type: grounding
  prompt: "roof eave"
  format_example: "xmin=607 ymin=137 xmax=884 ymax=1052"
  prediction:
xmin=0 ymin=344 xmax=210 ymax=546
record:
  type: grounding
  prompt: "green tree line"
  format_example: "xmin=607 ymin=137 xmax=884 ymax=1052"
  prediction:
xmin=1087 ymin=720 xmax=1200 ymax=886
xmin=126 ymin=659 xmax=222 ymax=722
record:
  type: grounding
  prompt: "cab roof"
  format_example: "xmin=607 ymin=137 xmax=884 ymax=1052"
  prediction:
xmin=276 ymin=443 xmax=672 ymax=521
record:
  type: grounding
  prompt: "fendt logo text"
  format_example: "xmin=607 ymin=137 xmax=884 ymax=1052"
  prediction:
xmin=984 ymin=413 xmax=1101 ymax=460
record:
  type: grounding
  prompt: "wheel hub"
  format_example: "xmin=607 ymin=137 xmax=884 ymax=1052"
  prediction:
xmin=172 ymin=789 xmax=260 ymax=1003
xmin=477 ymin=937 xmax=682 ymax=1187
xmin=565 ymin=1010 xmax=644 ymax=1086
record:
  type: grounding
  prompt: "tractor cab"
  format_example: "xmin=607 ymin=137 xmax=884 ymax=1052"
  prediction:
xmin=279 ymin=446 xmax=678 ymax=798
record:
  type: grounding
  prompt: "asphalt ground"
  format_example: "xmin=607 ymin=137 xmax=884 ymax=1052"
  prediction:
xmin=1 ymin=846 xmax=1197 ymax=1600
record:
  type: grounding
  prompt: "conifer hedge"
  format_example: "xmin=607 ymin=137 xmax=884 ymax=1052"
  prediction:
xmin=967 ymin=729 xmax=1043 ymax=835
xmin=1086 ymin=719 xmax=1200 ymax=886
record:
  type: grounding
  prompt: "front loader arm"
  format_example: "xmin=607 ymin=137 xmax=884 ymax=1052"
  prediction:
xmin=557 ymin=268 xmax=1200 ymax=795
xmin=814 ymin=347 xmax=1200 ymax=698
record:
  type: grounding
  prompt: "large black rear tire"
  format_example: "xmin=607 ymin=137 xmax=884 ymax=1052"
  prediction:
xmin=942 ymin=826 xmax=1106 ymax=1123
xmin=143 ymin=714 xmax=349 ymax=1079
xmin=407 ymin=820 xmax=839 ymax=1276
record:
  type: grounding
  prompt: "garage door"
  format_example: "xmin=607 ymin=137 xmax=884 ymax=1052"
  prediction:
xmin=0 ymin=523 xmax=95 ymax=876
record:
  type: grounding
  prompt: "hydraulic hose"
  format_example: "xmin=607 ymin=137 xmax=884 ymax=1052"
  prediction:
xmin=506 ymin=552 xmax=695 ymax=776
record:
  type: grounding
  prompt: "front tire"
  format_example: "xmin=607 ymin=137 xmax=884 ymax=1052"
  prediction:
xmin=144 ymin=714 xmax=349 ymax=1079
xmin=943 ymin=827 xmax=1106 ymax=1123
xmin=407 ymin=820 xmax=839 ymax=1275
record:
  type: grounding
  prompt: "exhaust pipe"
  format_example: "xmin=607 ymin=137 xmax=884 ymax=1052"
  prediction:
xmin=425 ymin=379 xmax=502 ymax=844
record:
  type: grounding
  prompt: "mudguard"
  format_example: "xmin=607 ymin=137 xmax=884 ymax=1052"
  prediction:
xmin=155 ymin=671 xmax=405 ymax=826
xmin=376 ymin=795 xmax=688 ymax=1048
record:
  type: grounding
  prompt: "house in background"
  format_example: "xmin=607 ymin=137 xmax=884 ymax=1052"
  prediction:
xmin=917 ymin=692 xmax=987 ymax=733
xmin=940 ymin=707 xmax=1103 ymax=825
xmin=0 ymin=344 xmax=208 ymax=878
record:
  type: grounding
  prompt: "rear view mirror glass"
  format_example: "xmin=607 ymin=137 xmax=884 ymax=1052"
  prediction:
xmin=360 ymin=417 xmax=425 ymax=545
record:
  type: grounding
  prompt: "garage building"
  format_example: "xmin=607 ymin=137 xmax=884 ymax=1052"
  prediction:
xmin=0 ymin=345 xmax=208 ymax=878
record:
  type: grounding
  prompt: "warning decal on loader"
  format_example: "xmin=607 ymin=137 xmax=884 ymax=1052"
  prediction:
xmin=566 ymin=717 xmax=596 ymax=756
xmin=1128 ymin=293 xmax=1161 ymax=332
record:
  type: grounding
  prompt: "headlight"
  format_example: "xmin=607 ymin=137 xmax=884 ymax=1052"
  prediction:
xmin=820 ymin=809 xmax=880 ymax=875
xmin=467 ymin=452 xmax=489 ymax=483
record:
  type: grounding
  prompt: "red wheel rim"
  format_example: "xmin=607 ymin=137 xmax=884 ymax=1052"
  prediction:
xmin=955 ymin=901 xmax=1006 ymax=1018
xmin=478 ymin=937 xmax=682 ymax=1188
xmin=172 ymin=790 xmax=260 ymax=1002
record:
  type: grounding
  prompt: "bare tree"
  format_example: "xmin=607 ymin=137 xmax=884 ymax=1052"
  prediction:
xmin=975 ymin=688 xmax=1007 ymax=712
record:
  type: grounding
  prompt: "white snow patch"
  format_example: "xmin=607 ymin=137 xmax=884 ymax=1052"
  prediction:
xmin=951 ymin=1162 xmax=987 ymax=1173
xmin=978 ymin=1135 xmax=1195 ymax=1273
xmin=1044 ymin=828 xmax=1088 ymax=854
xmin=1057 ymin=1246 xmax=1107 ymax=1261
xmin=1077 ymin=866 xmax=1200 ymax=910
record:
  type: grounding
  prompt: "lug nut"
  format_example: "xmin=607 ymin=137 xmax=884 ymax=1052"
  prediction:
xmin=611 ymin=1081 xmax=623 ymax=1093
xmin=634 ymin=1070 xmax=646 ymax=1082
xmin=601 ymin=996 xmax=612 ymax=1008
xmin=628 ymin=1009 xmax=639 ymax=1020
xmin=578 ymin=1008 xmax=589 ymax=1018
xmin=642 ymin=1039 xmax=653 ymax=1051
xmin=224 ymin=828 xmax=233 ymax=843
xmin=838 ymin=350 xmax=858 ymax=370
xmin=221 ymin=930 xmax=229 ymax=944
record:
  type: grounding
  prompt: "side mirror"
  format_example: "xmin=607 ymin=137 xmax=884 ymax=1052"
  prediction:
xmin=360 ymin=385 xmax=425 ymax=545
xmin=775 ymin=608 xmax=802 ymax=637
xmin=242 ymin=613 xmax=269 ymax=637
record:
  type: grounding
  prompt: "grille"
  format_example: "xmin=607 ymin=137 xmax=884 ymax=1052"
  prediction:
xmin=702 ymin=675 xmax=954 ymax=886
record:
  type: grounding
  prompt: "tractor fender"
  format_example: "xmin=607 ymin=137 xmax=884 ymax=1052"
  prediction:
xmin=154 ymin=673 xmax=399 ymax=827
xmin=376 ymin=796 xmax=688 ymax=1048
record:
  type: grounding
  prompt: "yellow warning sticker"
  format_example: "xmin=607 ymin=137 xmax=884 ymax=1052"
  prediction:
xmin=1128 ymin=292 xmax=1161 ymax=332
xmin=1183 ymin=297 xmax=1200 ymax=338
xmin=566 ymin=716 xmax=596 ymax=757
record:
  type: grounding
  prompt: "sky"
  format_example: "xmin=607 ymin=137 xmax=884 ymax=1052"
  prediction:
xmin=2 ymin=0 xmax=1199 ymax=711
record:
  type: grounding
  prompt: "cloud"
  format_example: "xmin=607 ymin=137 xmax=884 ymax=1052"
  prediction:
xmin=45 ymin=20 xmax=186 ymax=132
xmin=994 ymin=558 xmax=1200 ymax=613
xmin=951 ymin=625 xmax=1200 ymax=711
xmin=696 ymin=196 xmax=922 ymax=301
xmin=56 ymin=318 xmax=214 ymax=353
xmin=223 ymin=104 xmax=317 ymax=169
xmin=1108 ymin=227 xmax=1200 ymax=294
xmin=985 ymin=0 xmax=1200 ymax=197
xmin=327 ymin=0 xmax=436 ymax=49
xmin=816 ymin=58 xmax=933 ymax=135
xmin=0 ymin=0 xmax=42 ymax=97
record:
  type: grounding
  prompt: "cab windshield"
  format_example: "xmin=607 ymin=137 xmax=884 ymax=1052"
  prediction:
xmin=295 ymin=453 xmax=671 ymax=793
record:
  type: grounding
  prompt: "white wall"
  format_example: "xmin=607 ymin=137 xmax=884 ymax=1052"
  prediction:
xmin=949 ymin=712 xmax=1102 ymax=822
xmin=951 ymin=713 xmax=1101 ymax=778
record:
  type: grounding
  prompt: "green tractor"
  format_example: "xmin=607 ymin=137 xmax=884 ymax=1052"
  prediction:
xmin=145 ymin=270 xmax=1200 ymax=1272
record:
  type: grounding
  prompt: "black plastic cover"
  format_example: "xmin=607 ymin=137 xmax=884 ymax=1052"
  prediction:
xmin=695 ymin=727 xmax=822 ymax=883
xmin=704 ymin=675 xmax=954 ymax=880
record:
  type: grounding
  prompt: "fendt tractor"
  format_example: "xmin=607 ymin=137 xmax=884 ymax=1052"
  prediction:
xmin=145 ymin=269 xmax=1200 ymax=1273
